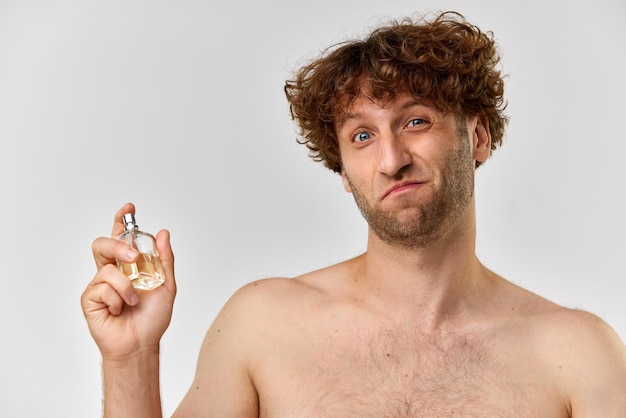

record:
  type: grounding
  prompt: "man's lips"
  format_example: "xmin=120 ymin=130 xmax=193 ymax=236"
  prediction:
xmin=381 ymin=181 xmax=426 ymax=200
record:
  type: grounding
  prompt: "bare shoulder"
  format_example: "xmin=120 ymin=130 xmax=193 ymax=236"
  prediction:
xmin=221 ymin=270 xmax=334 ymax=315
xmin=550 ymin=308 xmax=626 ymax=416
xmin=205 ymin=260 xmax=351 ymax=343
xmin=501 ymin=279 xmax=625 ymax=366
xmin=544 ymin=306 xmax=624 ymax=343
xmin=504 ymin=283 xmax=626 ymax=416
xmin=535 ymin=306 xmax=626 ymax=371
xmin=497 ymin=277 xmax=622 ymax=343
xmin=224 ymin=257 xmax=355 ymax=309
xmin=173 ymin=272 xmax=334 ymax=417
xmin=515 ymin=290 xmax=625 ymax=358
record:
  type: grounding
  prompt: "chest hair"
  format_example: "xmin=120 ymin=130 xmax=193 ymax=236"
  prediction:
xmin=288 ymin=326 xmax=526 ymax=417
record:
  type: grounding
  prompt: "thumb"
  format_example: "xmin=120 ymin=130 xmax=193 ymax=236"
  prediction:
xmin=155 ymin=229 xmax=176 ymax=294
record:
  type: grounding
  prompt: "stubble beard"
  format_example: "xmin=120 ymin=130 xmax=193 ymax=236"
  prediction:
xmin=346 ymin=127 xmax=475 ymax=250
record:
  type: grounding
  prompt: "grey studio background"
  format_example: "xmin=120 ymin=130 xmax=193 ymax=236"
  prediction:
xmin=1 ymin=0 xmax=624 ymax=416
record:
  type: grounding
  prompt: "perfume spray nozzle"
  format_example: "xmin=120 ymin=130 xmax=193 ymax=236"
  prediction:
xmin=122 ymin=213 xmax=138 ymax=231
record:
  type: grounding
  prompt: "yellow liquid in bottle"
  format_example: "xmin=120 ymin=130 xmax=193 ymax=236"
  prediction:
xmin=119 ymin=253 xmax=165 ymax=290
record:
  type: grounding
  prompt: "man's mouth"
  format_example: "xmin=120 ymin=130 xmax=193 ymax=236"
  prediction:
xmin=381 ymin=181 xmax=426 ymax=200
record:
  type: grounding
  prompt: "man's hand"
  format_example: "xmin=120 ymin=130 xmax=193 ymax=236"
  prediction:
xmin=81 ymin=202 xmax=177 ymax=361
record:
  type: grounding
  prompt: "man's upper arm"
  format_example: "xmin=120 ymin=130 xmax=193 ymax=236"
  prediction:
xmin=172 ymin=283 xmax=266 ymax=417
xmin=566 ymin=311 xmax=626 ymax=417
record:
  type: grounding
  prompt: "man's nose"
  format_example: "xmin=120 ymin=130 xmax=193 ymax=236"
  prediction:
xmin=377 ymin=133 xmax=411 ymax=176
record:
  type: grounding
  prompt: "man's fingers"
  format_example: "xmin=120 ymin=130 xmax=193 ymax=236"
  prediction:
xmin=92 ymin=236 xmax=138 ymax=270
xmin=111 ymin=202 xmax=136 ymax=238
xmin=86 ymin=264 xmax=139 ymax=308
xmin=93 ymin=283 xmax=125 ymax=316
xmin=155 ymin=229 xmax=176 ymax=294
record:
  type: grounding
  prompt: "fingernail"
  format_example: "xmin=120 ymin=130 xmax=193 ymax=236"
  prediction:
xmin=127 ymin=249 xmax=138 ymax=259
xmin=130 ymin=294 xmax=139 ymax=305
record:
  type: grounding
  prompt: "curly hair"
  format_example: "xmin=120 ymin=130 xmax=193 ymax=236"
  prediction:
xmin=284 ymin=11 xmax=508 ymax=173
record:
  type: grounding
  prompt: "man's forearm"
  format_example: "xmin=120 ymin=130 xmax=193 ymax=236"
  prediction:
xmin=102 ymin=349 xmax=162 ymax=418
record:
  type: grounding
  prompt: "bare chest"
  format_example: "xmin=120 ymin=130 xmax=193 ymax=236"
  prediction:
xmin=252 ymin=323 xmax=567 ymax=418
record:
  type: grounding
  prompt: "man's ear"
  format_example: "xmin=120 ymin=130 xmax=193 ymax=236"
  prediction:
xmin=341 ymin=169 xmax=352 ymax=193
xmin=472 ymin=114 xmax=492 ymax=164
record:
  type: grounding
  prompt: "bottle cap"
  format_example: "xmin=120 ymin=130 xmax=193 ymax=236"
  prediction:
xmin=122 ymin=213 xmax=138 ymax=231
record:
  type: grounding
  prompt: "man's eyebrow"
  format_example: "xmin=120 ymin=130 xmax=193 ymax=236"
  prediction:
xmin=335 ymin=112 xmax=362 ymax=129
xmin=398 ymin=97 xmax=431 ymax=111
xmin=335 ymin=98 xmax=430 ymax=128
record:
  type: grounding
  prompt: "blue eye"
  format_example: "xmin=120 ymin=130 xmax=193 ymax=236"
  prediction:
xmin=408 ymin=118 xmax=425 ymax=127
xmin=354 ymin=131 xmax=371 ymax=142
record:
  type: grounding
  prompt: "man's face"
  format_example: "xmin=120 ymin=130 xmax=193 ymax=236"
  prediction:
xmin=335 ymin=92 xmax=487 ymax=249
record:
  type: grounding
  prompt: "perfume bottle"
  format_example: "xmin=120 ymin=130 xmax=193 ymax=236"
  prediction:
xmin=116 ymin=213 xmax=165 ymax=290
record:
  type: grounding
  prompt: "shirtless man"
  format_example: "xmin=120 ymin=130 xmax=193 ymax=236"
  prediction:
xmin=81 ymin=11 xmax=626 ymax=417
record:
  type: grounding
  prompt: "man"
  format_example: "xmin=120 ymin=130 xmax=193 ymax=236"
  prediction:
xmin=81 ymin=11 xmax=626 ymax=417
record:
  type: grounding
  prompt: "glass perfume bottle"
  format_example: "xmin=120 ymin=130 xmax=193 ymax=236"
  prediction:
xmin=116 ymin=213 xmax=165 ymax=290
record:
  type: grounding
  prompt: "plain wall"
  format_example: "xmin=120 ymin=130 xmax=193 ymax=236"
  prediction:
xmin=0 ymin=0 xmax=624 ymax=416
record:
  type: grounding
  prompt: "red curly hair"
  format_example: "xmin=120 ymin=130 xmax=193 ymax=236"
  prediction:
xmin=284 ymin=11 xmax=508 ymax=173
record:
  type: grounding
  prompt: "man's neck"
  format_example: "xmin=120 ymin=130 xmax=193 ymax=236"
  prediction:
xmin=356 ymin=205 xmax=491 ymax=329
